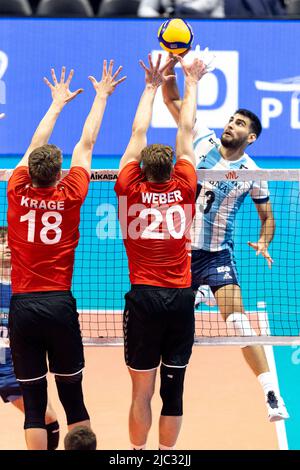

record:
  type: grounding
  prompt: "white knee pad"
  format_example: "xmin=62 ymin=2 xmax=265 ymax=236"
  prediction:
xmin=226 ymin=313 xmax=257 ymax=338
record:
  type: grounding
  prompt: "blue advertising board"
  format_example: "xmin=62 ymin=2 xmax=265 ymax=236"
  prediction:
xmin=0 ymin=19 xmax=300 ymax=158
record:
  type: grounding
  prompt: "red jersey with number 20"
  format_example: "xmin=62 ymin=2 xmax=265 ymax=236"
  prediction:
xmin=7 ymin=166 xmax=90 ymax=293
xmin=114 ymin=160 xmax=197 ymax=288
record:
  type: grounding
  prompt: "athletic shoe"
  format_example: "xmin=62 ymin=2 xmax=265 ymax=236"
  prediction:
xmin=266 ymin=391 xmax=290 ymax=422
xmin=195 ymin=285 xmax=217 ymax=308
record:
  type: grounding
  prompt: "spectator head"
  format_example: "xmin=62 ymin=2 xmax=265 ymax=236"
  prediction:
xmin=64 ymin=426 xmax=97 ymax=450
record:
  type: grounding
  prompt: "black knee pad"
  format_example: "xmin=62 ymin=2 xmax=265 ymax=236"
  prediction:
xmin=160 ymin=364 xmax=186 ymax=417
xmin=55 ymin=372 xmax=89 ymax=425
xmin=20 ymin=377 xmax=48 ymax=430
xmin=46 ymin=420 xmax=60 ymax=450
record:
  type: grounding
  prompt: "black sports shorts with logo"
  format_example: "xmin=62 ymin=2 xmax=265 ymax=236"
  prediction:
xmin=123 ymin=285 xmax=195 ymax=371
xmin=191 ymin=248 xmax=240 ymax=292
xmin=9 ymin=291 xmax=84 ymax=381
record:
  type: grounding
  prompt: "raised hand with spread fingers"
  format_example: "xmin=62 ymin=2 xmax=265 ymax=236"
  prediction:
xmin=88 ymin=59 xmax=126 ymax=97
xmin=139 ymin=53 xmax=174 ymax=89
xmin=17 ymin=66 xmax=83 ymax=168
xmin=71 ymin=59 xmax=126 ymax=174
xmin=43 ymin=66 xmax=83 ymax=107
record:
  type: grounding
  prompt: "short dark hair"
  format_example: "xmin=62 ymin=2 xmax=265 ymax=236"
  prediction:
xmin=0 ymin=226 xmax=8 ymax=239
xmin=28 ymin=144 xmax=62 ymax=187
xmin=64 ymin=426 xmax=97 ymax=451
xmin=141 ymin=144 xmax=174 ymax=183
xmin=235 ymin=109 xmax=262 ymax=138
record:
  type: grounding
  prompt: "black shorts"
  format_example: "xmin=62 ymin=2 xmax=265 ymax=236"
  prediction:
xmin=9 ymin=291 xmax=84 ymax=381
xmin=123 ymin=285 xmax=195 ymax=371
xmin=191 ymin=248 xmax=239 ymax=291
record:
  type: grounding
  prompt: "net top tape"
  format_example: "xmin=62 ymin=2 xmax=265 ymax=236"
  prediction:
xmin=0 ymin=169 xmax=299 ymax=182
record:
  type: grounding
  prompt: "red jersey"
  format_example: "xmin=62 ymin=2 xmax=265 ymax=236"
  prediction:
xmin=7 ymin=166 xmax=90 ymax=293
xmin=114 ymin=160 xmax=197 ymax=288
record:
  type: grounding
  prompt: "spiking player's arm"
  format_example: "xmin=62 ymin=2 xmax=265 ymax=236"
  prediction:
xmin=162 ymin=54 xmax=183 ymax=125
xmin=248 ymin=201 xmax=275 ymax=269
xmin=175 ymin=57 xmax=207 ymax=167
xmin=119 ymin=54 xmax=174 ymax=172
xmin=16 ymin=67 xmax=83 ymax=168
xmin=71 ymin=60 xmax=126 ymax=175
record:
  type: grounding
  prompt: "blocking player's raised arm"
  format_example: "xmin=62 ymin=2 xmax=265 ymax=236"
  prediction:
xmin=118 ymin=53 xmax=174 ymax=172
xmin=17 ymin=67 xmax=83 ymax=169
xmin=71 ymin=60 xmax=126 ymax=175
xmin=176 ymin=57 xmax=207 ymax=167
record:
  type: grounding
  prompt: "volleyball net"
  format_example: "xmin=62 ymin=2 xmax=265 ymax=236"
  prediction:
xmin=1 ymin=168 xmax=299 ymax=346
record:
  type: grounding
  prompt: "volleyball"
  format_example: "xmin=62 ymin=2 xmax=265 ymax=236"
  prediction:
xmin=158 ymin=18 xmax=194 ymax=55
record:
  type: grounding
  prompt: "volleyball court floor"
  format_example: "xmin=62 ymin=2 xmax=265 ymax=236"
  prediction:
xmin=0 ymin=346 xmax=279 ymax=450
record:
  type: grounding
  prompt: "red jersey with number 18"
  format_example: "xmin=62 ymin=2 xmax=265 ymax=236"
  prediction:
xmin=114 ymin=160 xmax=197 ymax=288
xmin=7 ymin=166 xmax=90 ymax=293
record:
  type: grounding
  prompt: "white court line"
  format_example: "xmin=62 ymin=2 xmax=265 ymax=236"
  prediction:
xmin=78 ymin=309 xmax=266 ymax=316
xmin=258 ymin=310 xmax=289 ymax=450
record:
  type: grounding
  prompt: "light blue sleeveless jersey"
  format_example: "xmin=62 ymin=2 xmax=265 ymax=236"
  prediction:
xmin=192 ymin=124 xmax=269 ymax=252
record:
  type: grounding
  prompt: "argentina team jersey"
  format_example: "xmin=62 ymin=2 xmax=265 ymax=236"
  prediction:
xmin=191 ymin=124 xmax=269 ymax=252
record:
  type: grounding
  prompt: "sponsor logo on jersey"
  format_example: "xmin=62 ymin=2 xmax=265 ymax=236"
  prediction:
xmin=208 ymin=137 xmax=218 ymax=146
xmin=225 ymin=171 xmax=239 ymax=180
